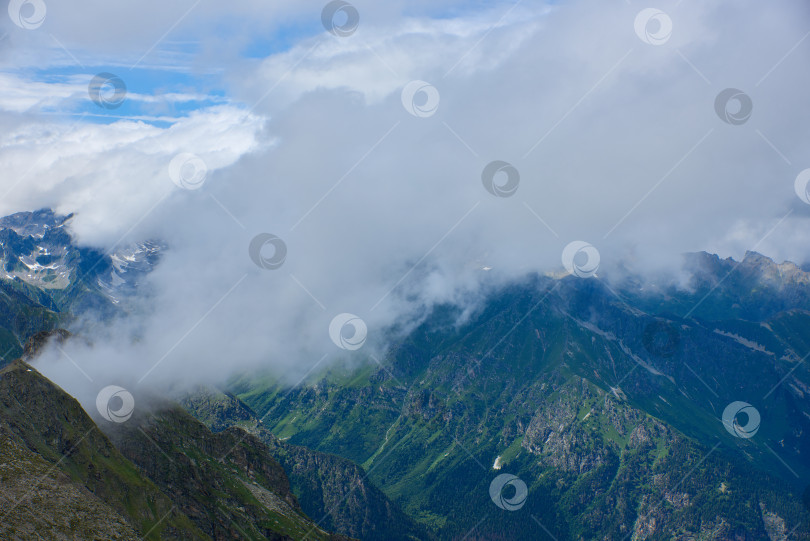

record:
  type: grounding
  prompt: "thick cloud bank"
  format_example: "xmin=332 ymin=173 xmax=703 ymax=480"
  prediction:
xmin=3 ymin=0 xmax=809 ymax=399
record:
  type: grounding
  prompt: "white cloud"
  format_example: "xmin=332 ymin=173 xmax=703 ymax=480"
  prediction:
xmin=0 ymin=105 xmax=266 ymax=246
xmin=15 ymin=0 xmax=810 ymax=400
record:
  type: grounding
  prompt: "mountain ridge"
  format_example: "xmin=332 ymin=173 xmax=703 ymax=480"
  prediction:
xmin=3 ymin=207 xmax=810 ymax=539
xmin=226 ymin=263 xmax=810 ymax=538
xmin=0 ymin=355 xmax=360 ymax=540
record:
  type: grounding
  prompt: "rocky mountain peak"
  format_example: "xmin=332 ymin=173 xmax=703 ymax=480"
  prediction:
xmin=0 ymin=208 xmax=73 ymax=237
xmin=741 ymin=250 xmax=810 ymax=286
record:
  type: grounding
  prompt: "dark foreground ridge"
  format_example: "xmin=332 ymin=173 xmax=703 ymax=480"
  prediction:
xmin=0 ymin=358 xmax=355 ymax=540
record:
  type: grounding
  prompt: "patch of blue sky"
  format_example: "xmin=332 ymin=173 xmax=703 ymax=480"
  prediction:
xmin=27 ymin=61 xmax=227 ymax=126
xmin=12 ymin=34 xmax=230 ymax=125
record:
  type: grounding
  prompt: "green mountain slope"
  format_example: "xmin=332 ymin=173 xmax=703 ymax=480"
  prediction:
xmin=229 ymin=255 xmax=810 ymax=539
xmin=0 ymin=279 xmax=59 ymax=361
xmin=103 ymin=400 xmax=347 ymax=541
xmin=0 ymin=428 xmax=140 ymax=540
xmin=0 ymin=360 xmax=202 ymax=539
xmin=0 ymin=359 xmax=355 ymax=540
xmin=4 ymin=209 xmax=809 ymax=540
xmin=182 ymin=386 xmax=429 ymax=541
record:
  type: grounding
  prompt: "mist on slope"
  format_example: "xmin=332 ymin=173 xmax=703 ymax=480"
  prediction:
xmin=3 ymin=0 xmax=808 ymax=409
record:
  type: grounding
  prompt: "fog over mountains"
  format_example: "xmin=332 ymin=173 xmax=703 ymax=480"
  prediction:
xmin=0 ymin=0 xmax=808 ymax=389
xmin=2 ymin=205 xmax=810 ymax=538
xmin=2 ymin=0 xmax=810 ymax=539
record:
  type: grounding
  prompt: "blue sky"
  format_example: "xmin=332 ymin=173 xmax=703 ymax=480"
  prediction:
xmin=29 ymin=66 xmax=225 ymax=125
xmin=2 ymin=0 xmax=324 ymax=124
xmin=1 ymin=0 xmax=543 ymax=125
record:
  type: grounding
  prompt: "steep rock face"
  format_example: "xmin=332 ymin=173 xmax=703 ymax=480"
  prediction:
xmin=515 ymin=376 xmax=808 ymax=540
xmin=521 ymin=379 xmax=672 ymax=479
xmin=276 ymin=442 xmax=421 ymax=541
xmin=739 ymin=251 xmax=810 ymax=288
xmin=646 ymin=251 xmax=810 ymax=321
xmin=182 ymin=386 xmax=427 ymax=541
xmin=0 ymin=209 xmax=72 ymax=237
xmin=523 ymin=381 xmax=615 ymax=474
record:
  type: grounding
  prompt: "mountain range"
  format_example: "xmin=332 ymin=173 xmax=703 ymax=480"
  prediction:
xmin=222 ymin=251 xmax=810 ymax=539
xmin=1 ymin=209 xmax=809 ymax=539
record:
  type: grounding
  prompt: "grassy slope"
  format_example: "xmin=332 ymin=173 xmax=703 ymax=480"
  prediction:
xmin=182 ymin=385 xmax=429 ymax=541
xmin=103 ymin=401 xmax=341 ymax=541
xmin=0 ymin=360 xmax=353 ymax=540
xmin=0 ymin=360 xmax=204 ymax=539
